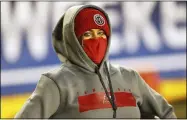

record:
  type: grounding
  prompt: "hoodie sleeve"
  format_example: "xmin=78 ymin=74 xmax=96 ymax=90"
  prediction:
xmin=14 ymin=74 xmax=60 ymax=118
xmin=132 ymin=70 xmax=177 ymax=118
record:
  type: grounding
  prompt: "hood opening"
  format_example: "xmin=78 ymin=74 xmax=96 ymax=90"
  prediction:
xmin=52 ymin=4 xmax=112 ymax=72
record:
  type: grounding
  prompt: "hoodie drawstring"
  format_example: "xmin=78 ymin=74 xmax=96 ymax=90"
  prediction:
xmin=104 ymin=62 xmax=117 ymax=118
xmin=95 ymin=62 xmax=117 ymax=118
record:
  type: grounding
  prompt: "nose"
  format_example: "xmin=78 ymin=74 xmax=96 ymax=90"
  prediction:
xmin=92 ymin=31 xmax=99 ymax=39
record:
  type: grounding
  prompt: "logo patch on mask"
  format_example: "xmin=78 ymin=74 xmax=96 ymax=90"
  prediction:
xmin=93 ymin=14 xmax=105 ymax=26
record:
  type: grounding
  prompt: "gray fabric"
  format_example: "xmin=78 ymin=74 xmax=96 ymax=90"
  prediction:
xmin=14 ymin=75 xmax=60 ymax=118
xmin=14 ymin=4 xmax=177 ymax=119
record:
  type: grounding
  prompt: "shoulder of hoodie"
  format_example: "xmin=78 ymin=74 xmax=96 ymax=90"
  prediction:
xmin=109 ymin=63 xmax=140 ymax=82
xmin=41 ymin=63 xmax=77 ymax=83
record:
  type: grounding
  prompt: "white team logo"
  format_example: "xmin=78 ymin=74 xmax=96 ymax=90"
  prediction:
xmin=93 ymin=14 xmax=105 ymax=26
xmin=103 ymin=93 xmax=116 ymax=104
xmin=103 ymin=94 xmax=110 ymax=104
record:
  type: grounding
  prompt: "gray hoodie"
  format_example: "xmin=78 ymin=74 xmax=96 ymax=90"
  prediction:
xmin=14 ymin=5 xmax=177 ymax=119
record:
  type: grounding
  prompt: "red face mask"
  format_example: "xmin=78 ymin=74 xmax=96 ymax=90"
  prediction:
xmin=82 ymin=37 xmax=107 ymax=64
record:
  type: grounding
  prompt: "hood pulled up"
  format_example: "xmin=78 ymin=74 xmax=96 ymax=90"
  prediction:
xmin=52 ymin=4 xmax=112 ymax=72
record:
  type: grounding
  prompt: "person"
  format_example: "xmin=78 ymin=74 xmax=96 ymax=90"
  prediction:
xmin=14 ymin=4 xmax=177 ymax=118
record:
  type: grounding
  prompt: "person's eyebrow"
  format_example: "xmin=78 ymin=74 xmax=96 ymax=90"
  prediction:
xmin=90 ymin=29 xmax=95 ymax=32
xmin=98 ymin=29 xmax=104 ymax=32
xmin=85 ymin=30 xmax=91 ymax=33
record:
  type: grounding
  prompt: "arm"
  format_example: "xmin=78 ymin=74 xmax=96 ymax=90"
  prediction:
xmin=132 ymin=70 xmax=177 ymax=118
xmin=14 ymin=74 xmax=60 ymax=118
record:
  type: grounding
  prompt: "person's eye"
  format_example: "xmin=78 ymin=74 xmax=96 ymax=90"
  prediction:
xmin=83 ymin=32 xmax=91 ymax=37
xmin=98 ymin=31 xmax=104 ymax=35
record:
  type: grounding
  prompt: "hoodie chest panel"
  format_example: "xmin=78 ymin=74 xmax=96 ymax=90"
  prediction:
xmin=54 ymin=70 xmax=141 ymax=118
xmin=109 ymin=70 xmax=142 ymax=105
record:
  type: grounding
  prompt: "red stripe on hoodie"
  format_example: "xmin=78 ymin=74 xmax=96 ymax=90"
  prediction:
xmin=78 ymin=92 xmax=136 ymax=112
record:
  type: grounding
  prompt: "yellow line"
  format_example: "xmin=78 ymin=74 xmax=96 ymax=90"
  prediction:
xmin=159 ymin=79 xmax=186 ymax=102
xmin=1 ymin=93 xmax=31 ymax=118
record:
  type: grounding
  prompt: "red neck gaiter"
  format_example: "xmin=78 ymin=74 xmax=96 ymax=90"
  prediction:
xmin=83 ymin=37 xmax=107 ymax=64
